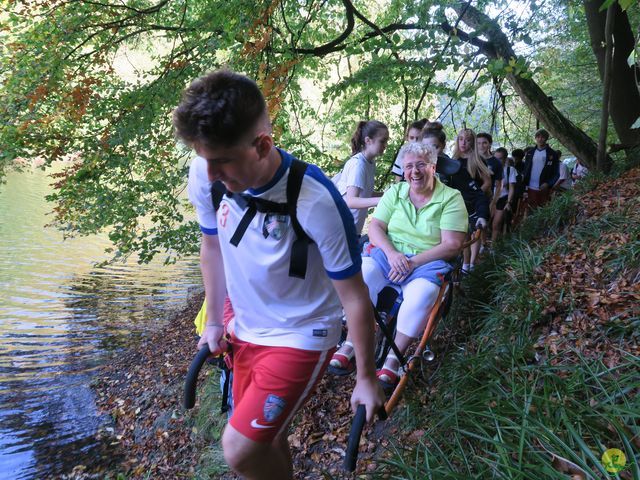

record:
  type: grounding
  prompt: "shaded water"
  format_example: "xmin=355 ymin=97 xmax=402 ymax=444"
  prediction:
xmin=0 ymin=167 xmax=201 ymax=479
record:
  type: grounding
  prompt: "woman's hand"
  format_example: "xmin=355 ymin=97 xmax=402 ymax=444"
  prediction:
xmin=388 ymin=250 xmax=410 ymax=273
xmin=387 ymin=253 xmax=414 ymax=283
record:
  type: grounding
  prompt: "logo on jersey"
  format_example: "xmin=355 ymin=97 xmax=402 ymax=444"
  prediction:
xmin=262 ymin=213 xmax=290 ymax=240
xmin=219 ymin=203 xmax=230 ymax=228
xmin=263 ymin=394 xmax=286 ymax=422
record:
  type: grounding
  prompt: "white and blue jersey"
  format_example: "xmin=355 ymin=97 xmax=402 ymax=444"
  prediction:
xmin=187 ymin=148 xmax=361 ymax=351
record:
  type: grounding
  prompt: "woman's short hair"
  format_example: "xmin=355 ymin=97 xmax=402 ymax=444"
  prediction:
xmin=399 ymin=142 xmax=437 ymax=166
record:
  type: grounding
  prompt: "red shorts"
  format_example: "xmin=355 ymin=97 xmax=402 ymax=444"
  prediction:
xmin=228 ymin=335 xmax=334 ymax=443
xmin=223 ymin=296 xmax=234 ymax=329
xmin=526 ymin=188 xmax=550 ymax=210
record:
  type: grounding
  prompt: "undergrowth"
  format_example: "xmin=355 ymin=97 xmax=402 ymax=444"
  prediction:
xmin=383 ymin=180 xmax=639 ymax=479
xmin=190 ymin=372 xmax=229 ymax=479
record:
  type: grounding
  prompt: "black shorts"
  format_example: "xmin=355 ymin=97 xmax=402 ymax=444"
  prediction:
xmin=496 ymin=196 xmax=508 ymax=211
xmin=468 ymin=212 xmax=479 ymax=233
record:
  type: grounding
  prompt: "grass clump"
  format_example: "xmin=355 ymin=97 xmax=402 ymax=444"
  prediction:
xmin=188 ymin=370 xmax=230 ymax=479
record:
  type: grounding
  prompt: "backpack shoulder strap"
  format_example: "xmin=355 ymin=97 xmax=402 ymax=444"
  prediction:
xmin=287 ymin=159 xmax=312 ymax=279
xmin=211 ymin=181 xmax=227 ymax=211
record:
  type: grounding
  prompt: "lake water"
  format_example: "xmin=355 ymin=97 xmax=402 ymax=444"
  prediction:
xmin=0 ymin=167 xmax=202 ymax=479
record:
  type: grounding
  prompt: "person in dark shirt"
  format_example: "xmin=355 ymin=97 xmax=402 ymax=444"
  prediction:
xmin=511 ymin=148 xmax=525 ymax=175
xmin=476 ymin=132 xmax=504 ymax=217
xmin=421 ymin=122 xmax=490 ymax=226
xmin=506 ymin=148 xmax=526 ymax=230
xmin=450 ymin=128 xmax=491 ymax=272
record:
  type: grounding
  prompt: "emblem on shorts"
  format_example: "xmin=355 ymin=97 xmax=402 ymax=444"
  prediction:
xmin=263 ymin=213 xmax=290 ymax=240
xmin=263 ymin=394 xmax=286 ymax=422
xmin=250 ymin=418 xmax=275 ymax=429
xmin=313 ymin=329 xmax=328 ymax=337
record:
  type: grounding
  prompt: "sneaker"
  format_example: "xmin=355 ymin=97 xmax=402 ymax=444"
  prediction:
xmin=328 ymin=341 xmax=355 ymax=375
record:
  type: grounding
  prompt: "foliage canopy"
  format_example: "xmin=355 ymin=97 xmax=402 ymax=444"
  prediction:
xmin=0 ymin=0 xmax=634 ymax=261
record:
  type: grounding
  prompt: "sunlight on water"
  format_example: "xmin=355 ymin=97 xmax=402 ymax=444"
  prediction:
xmin=0 ymin=166 xmax=202 ymax=479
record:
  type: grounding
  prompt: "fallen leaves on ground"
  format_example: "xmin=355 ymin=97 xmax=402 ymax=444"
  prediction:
xmin=531 ymin=168 xmax=640 ymax=366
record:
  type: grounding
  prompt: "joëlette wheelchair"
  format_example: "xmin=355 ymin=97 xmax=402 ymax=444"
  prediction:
xmin=344 ymin=229 xmax=482 ymax=472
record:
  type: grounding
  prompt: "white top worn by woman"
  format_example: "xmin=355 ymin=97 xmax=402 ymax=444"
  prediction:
xmin=499 ymin=165 xmax=518 ymax=198
xmin=335 ymin=152 xmax=376 ymax=235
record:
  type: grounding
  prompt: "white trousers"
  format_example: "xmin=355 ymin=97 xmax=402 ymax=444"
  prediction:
xmin=362 ymin=256 xmax=440 ymax=338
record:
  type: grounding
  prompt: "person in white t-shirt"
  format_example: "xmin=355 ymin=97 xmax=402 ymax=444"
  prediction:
xmin=491 ymin=147 xmax=516 ymax=242
xmin=335 ymin=120 xmax=389 ymax=235
xmin=522 ymin=129 xmax=560 ymax=210
xmin=175 ymin=70 xmax=384 ymax=480
xmin=571 ymin=158 xmax=589 ymax=185
xmin=553 ymin=158 xmax=572 ymax=192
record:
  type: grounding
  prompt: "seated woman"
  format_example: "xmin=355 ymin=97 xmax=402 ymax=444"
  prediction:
xmin=330 ymin=142 xmax=468 ymax=383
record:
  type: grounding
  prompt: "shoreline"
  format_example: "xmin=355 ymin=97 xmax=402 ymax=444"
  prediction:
xmin=82 ymin=290 xmax=209 ymax=479
xmin=79 ymin=290 xmax=396 ymax=479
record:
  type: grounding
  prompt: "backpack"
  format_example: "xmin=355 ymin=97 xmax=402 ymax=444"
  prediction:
xmin=210 ymin=158 xmax=313 ymax=279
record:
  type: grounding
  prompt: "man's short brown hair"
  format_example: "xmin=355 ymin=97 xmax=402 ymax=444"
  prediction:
xmin=534 ymin=128 xmax=550 ymax=141
xmin=173 ymin=70 xmax=267 ymax=148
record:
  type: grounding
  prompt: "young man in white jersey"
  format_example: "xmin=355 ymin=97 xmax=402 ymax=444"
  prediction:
xmin=522 ymin=129 xmax=560 ymax=210
xmin=175 ymin=70 xmax=384 ymax=480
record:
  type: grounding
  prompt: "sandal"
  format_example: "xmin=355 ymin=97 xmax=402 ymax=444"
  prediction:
xmin=377 ymin=353 xmax=401 ymax=385
xmin=328 ymin=341 xmax=355 ymax=375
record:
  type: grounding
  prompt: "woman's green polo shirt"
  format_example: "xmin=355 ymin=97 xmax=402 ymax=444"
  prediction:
xmin=372 ymin=179 xmax=468 ymax=255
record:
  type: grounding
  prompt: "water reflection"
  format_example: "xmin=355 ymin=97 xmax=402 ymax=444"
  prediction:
xmin=0 ymin=167 xmax=201 ymax=479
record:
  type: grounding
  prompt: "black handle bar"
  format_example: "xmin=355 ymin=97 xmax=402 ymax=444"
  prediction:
xmin=344 ymin=404 xmax=388 ymax=472
xmin=184 ymin=345 xmax=213 ymax=409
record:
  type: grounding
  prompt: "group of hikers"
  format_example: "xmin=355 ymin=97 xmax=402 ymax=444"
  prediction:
xmin=175 ymin=69 xmax=587 ymax=480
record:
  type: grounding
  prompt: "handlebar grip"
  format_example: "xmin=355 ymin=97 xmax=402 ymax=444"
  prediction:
xmin=344 ymin=405 xmax=366 ymax=472
xmin=184 ymin=346 xmax=212 ymax=409
xmin=343 ymin=405 xmax=388 ymax=472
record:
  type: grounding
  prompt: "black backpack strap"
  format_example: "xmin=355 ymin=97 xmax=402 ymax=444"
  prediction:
xmin=230 ymin=195 xmax=289 ymax=245
xmin=211 ymin=181 xmax=227 ymax=211
xmin=230 ymin=202 xmax=257 ymax=246
xmin=209 ymin=159 xmax=313 ymax=279
xmin=220 ymin=363 xmax=231 ymax=414
xmin=287 ymin=159 xmax=312 ymax=279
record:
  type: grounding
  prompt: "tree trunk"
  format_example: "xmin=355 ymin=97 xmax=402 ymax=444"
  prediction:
xmin=452 ymin=2 xmax=607 ymax=170
xmin=597 ymin=5 xmax=615 ymax=173
xmin=584 ymin=0 xmax=640 ymax=167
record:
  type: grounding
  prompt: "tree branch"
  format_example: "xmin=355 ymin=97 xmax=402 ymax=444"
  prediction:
xmin=440 ymin=22 xmax=496 ymax=57
xmin=293 ymin=0 xmax=354 ymax=55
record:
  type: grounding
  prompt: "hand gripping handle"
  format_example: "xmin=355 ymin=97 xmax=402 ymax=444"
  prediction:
xmin=344 ymin=404 xmax=387 ymax=472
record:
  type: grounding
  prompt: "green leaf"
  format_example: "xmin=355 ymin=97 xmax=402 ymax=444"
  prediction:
xmin=598 ymin=0 xmax=616 ymax=11
xmin=619 ymin=0 xmax=635 ymax=10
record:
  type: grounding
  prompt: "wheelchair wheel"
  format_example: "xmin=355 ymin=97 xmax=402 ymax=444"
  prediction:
xmin=373 ymin=287 xmax=400 ymax=369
